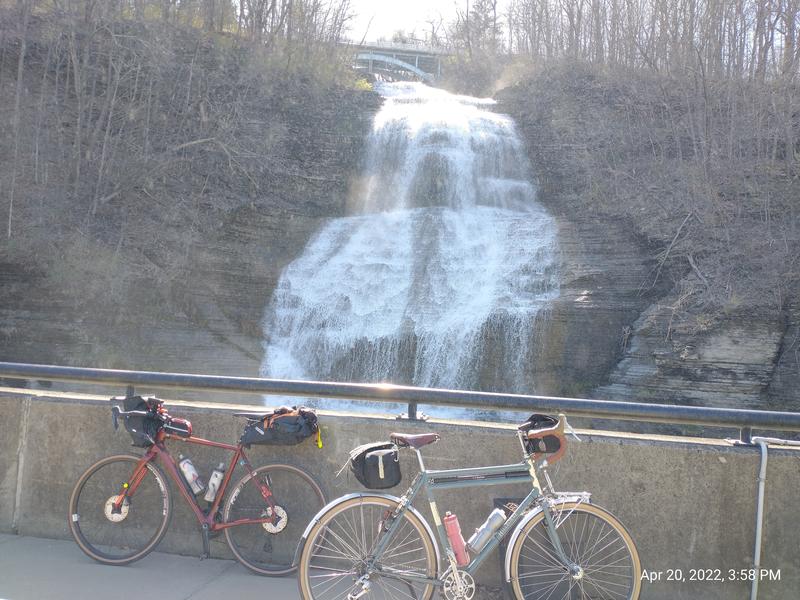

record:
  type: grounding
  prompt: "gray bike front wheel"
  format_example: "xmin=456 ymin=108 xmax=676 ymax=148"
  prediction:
xmin=297 ymin=495 xmax=438 ymax=600
xmin=508 ymin=502 xmax=641 ymax=600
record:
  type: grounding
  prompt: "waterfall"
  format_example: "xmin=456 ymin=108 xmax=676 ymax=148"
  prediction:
xmin=260 ymin=83 xmax=559 ymax=416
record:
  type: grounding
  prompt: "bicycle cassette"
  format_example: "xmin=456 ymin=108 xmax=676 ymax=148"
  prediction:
xmin=442 ymin=568 xmax=475 ymax=600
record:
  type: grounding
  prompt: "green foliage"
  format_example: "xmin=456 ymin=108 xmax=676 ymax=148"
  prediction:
xmin=353 ymin=78 xmax=373 ymax=92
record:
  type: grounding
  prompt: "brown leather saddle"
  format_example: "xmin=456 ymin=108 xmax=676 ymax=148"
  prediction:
xmin=389 ymin=432 xmax=441 ymax=449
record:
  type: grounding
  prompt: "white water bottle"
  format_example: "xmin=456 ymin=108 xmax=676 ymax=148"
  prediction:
xmin=467 ymin=508 xmax=507 ymax=553
xmin=178 ymin=454 xmax=205 ymax=494
xmin=203 ymin=463 xmax=226 ymax=502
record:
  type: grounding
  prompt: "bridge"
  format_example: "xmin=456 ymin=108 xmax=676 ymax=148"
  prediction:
xmin=2 ymin=361 xmax=799 ymax=599
xmin=346 ymin=41 xmax=450 ymax=82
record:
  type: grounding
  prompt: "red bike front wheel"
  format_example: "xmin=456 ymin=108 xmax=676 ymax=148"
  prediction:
xmin=68 ymin=454 xmax=172 ymax=565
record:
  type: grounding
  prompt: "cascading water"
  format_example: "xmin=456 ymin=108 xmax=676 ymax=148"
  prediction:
xmin=261 ymin=83 xmax=559 ymax=417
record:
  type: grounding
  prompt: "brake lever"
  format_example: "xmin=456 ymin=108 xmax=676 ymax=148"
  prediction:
xmin=564 ymin=417 xmax=581 ymax=442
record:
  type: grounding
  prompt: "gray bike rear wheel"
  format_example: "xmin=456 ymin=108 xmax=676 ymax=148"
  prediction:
xmin=298 ymin=495 xmax=437 ymax=600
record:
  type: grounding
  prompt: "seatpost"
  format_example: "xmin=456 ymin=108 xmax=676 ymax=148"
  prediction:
xmin=413 ymin=448 xmax=426 ymax=472
xmin=517 ymin=430 xmax=528 ymax=457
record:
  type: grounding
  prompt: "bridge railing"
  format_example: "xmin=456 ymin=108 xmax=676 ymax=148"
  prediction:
xmin=1 ymin=361 xmax=799 ymax=443
xmin=346 ymin=40 xmax=452 ymax=56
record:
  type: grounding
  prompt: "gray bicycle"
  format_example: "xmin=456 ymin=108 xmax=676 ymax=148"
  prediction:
xmin=295 ymin=414 xmax=641 ymax=600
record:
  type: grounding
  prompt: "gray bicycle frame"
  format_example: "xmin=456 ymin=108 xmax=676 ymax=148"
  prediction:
xmin=369 ymin=432 xmax=573 ymax=587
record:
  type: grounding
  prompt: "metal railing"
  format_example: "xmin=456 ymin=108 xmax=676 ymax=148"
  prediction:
xmin=1 ymin=361 xmax=799 ymax=442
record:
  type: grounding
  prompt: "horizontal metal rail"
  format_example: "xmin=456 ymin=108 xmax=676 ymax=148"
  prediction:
xmin=1 ymin=362 xmax=799 ymax=435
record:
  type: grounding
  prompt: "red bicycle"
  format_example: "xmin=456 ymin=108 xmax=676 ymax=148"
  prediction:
xmin=67 ymin=395 xmax=325 ymax=575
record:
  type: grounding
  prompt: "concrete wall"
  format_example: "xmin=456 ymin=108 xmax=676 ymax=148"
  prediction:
xmin=0 ymin=388 xmax=797 ymax=600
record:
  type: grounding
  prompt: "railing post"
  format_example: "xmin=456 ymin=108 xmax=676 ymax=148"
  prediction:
xmin=740 ymin=427 xmax=752 ymax=444
xmin=397 ymin=401 xmax=428 ymax=422
xmin=126 ymin=384 xmax=135 ymax=398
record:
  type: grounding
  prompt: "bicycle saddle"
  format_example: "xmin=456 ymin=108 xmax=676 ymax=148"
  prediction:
xmin=390 ymin=432 xmax=440 ymax=449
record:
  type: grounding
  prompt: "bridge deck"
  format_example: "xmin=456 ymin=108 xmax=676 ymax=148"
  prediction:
xmin=345 ymin=41 xmax=451 ymax=57
xmin=0 ymin=533 xmax=301 ymax=600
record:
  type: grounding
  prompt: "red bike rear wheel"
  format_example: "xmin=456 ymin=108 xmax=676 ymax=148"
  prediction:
xmin=223 ymin=463 xmax=325 ymax=575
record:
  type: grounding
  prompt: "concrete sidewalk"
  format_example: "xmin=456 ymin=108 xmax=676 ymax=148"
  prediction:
xmin=0 ymin=534 xmax=301 ymax=600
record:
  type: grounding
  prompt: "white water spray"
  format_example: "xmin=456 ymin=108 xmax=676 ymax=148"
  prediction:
xmin=261 ymin=83 xmax=559 ymax=415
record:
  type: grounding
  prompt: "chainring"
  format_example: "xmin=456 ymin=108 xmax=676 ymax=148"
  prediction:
xmin=442 ymin=568 xmax=476 ymax=600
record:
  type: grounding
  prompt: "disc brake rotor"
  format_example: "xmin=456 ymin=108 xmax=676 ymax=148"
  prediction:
xmin=261 ymin=505 xmax=288 ymax=533
xmin=104 ymin=496 xmax=130 ymax=523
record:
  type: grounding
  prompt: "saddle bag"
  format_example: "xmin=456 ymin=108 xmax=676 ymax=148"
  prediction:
xmin=348 ymin=442 xmax=401 ymax=489
xmin=240 ymin=406 xmax=319 ymax=446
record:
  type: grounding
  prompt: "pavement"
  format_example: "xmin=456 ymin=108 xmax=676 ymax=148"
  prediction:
xmin=0 ymin=533 xmax=301 ymax=600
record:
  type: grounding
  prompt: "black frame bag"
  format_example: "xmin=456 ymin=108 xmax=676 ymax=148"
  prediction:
xmin=240 ymin=406 xmax=319 ymax=446
xmin=348 ymin=442 xmax=402 ymax=489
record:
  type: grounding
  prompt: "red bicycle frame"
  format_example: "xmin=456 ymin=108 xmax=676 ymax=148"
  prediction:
xmin=113 ymin=429 xmax=278 ymax=535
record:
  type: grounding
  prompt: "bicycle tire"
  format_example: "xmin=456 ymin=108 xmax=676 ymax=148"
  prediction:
xmin=223 ymin=463 xmax=325 ymax=576
xmin=68 ymin=454 xmax=172 ymax=565
xmin=508 ymin=502 xmax=641 ymax=600
xmin=297 ymin=494 xmax=437 ymax=600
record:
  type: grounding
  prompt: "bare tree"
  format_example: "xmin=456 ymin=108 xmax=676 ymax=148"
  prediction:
xmin=7 ymin=0 xmax=29 ymax=238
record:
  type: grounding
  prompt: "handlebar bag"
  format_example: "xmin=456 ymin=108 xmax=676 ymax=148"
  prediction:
xmin=519 ymin=413 xmax=566 ymax=461
xmin=240 ymin=406 xmax=319 ymax=446
xmin=118 ymin=395 xmax=163 ymax=447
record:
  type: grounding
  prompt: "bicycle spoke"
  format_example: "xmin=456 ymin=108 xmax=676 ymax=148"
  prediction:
xmin=224 ymin=464 xmax=324 ymax=575
xmin=69 ymin=456 xmax=170 ymax=565
xmin=513 ymin=505 xmax=639 ymax=600
xmin=300 ymin=497 xmax=436 ymax=600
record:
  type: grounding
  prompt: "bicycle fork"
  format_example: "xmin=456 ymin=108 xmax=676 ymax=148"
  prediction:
xmin=527 ymin=457 xmax=583 ymax=581
xmin=541 ymin=503 xmax=584 ymax=581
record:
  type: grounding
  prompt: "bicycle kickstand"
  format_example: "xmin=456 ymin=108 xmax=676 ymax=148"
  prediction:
xmin=200 ymin=523 xmax=211 ymax=559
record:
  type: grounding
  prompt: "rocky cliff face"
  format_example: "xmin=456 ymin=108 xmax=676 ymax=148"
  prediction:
xmin=498 ymin=66 xmax=800 ymax=412
xmin=4 ymin=39 xmax=797 ymax=414
xmin=529 ymin=218 xmax=665 ymax=399
xmin=0 ymin=86 xmax=381 ymax=395
xmin=596 ymin=301 xmax=786 ymax=409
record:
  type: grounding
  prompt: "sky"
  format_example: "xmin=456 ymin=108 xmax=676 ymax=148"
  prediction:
xmin=345 ymin=0 xmax=462 ymax=43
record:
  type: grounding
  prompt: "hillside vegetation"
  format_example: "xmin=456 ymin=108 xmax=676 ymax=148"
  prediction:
xmin=442 ymin=0 xmax=800 ymax=321
xmin=502 ymin=63 xmax=799 ymax=322
xmin=437 ymin=0 xmax=800 ymax=406
xmin=2 ymin=0 xmax=799 ymax=409
xmin=0 ymin=1 xmax=378 ymax=373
